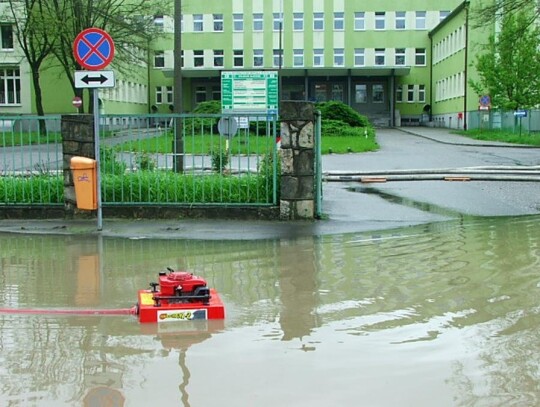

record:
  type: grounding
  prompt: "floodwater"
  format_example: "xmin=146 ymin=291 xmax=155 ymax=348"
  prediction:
xmin=1 ymin=216 xmax=540 ymax=407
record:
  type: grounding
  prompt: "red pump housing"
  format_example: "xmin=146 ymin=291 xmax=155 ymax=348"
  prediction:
xmin=136 ymin=269 xmax=225 ymax=323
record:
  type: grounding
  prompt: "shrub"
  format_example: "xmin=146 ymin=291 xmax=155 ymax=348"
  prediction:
xmin=211 ymin=149 xmax=229 ymax=173
xmin=322 ymin=119 xmax=367 ymax=137
xmin=100 ymin=147 xmax=126 ymax=175
xmin=316 ymin=101 xmax=370 ymax=127
xmin=192 ymin=100 xmax=221 ymax=114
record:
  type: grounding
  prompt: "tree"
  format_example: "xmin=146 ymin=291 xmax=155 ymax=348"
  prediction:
xmin=470 ymin=8 xmax=540 ymax=110
xmin=473 ymin=0 xmax=540 ymax=32
xmin=4 ymin=0 xmax=56 ymax=121
xmin=46 ymin=0 xmax=172 ymax=113
xmin=3 ymin=0 xmax=170 ymax=114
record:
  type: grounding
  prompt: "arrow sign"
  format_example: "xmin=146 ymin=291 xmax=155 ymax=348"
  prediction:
xmin=75 ymin=70 xmax=115 ymax=88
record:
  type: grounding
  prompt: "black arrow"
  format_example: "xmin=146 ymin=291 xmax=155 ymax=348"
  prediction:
xmin=81 ymin=74 xmax=108 ymax=84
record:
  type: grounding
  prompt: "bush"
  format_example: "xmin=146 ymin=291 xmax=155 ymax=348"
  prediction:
xmin=322 ymin=119 xmax=368 ymax=137
xmin=316 ymin=101 xmax=370 ymax=128
xmin=192 ymin=100 xmax=221 ymax=114
xmin=211 ymin=149 xmax=229 ymax=173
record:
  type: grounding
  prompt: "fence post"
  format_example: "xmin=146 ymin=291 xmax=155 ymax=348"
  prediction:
xmin=279 ymin=101 xmax=315 ymax=220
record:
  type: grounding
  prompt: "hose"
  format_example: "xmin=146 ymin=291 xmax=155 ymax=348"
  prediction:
xmin=0 ymin=306 xmax=138 ymax=316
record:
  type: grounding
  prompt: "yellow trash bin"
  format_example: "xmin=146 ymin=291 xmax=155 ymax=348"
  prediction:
xmin=70 ymin=156 xmax=97 ymax=210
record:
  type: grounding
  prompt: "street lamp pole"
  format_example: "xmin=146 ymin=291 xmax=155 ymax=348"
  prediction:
xmin=174 ymin=0 xmax=184 ymax=172
xmin=278 ymin=0 xmax=283 ymax=99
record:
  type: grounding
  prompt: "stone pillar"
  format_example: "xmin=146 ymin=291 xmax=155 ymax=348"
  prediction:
xmin=61 ymin=115 xmax=95 ymax=216
xmin=279 ymin=101 xmax=315 ymax=220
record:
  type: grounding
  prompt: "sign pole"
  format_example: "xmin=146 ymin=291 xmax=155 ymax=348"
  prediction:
xmin=93 ymin=89 xmax=103 ymax=231
xmin=74 ymin=27 xmax=115 ymax=231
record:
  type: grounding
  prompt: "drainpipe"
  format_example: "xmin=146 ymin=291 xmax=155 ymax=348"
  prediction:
xmin=389 ymin=69 xmax=395 ymax=127
xmin=463 ymin=2 xmax=470 ymax=130
xmin=429 ymin=34 xmax=433 ymax=122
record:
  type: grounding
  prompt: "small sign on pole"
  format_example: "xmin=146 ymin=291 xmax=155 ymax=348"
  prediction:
xmin=72 ymin=96 xmax=82 ymax=109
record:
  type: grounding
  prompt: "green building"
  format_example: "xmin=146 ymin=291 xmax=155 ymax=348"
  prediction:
xmin=1 ymin=0 xmax=492 ymax=129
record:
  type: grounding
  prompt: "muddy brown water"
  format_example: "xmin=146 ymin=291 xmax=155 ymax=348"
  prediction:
xmin=1 ymin=215 xmax=540 ymax=406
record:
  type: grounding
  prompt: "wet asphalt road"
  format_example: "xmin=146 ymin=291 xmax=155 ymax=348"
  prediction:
xmin=1 ymin=127 xmax=539 ymax=239
xmin=323 ymin=128 xmax=540 ymax=227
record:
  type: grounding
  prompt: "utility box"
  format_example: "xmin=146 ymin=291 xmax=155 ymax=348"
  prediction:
xmin=70 ymin=156 xmax=97 ymax=210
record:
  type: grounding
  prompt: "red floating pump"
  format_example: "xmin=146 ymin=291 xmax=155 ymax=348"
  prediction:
xmin=136 ymin=268 xmax=225 ymax=323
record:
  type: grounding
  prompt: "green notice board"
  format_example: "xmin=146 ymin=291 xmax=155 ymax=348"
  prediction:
xmin=221 ymin=71 xmax=278 ymax=114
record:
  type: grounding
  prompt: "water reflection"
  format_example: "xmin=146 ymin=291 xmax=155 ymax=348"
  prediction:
xmin=0 ymin=215 xmax=539 ymax=405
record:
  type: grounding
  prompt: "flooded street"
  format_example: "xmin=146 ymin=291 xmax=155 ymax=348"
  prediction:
xmin=1 ymin=214 xmax=540 ymax=406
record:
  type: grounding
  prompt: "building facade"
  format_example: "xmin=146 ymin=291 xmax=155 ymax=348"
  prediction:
xmin=1 ymin=0 xmax=492 ymax=129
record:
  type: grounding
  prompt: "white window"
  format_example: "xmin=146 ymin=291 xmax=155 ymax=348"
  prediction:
xmin=253 ymin=13 xmax=263 ymax=31
xmin=0 ymin=67 xmax=20 ymax=105
xmin=416 ymin=11 xmax=426 ymax=29
xmin=213 ymin=14 xmax=223 ymax=31
xmin=354 ymin=48 xmax=365 ymax=66
xmin=194 ymin=50 xmax=204 ymax=67
xmin=153 ymin=15 xmax=164 ymax=32
xmin=334 ymin=12 xmax=344 ymax=30
xmin=155 ymin=87 xmax=162 ymax=104
xmin=415 ymin=48 xmax=426 ymax=65
xmin=293 ymin=13 xmax=303 ymax=31
xmin=407 ymin=85 xmax=415 ymax=102
xmin=313 ymin=49 xmax=324 ymax=66
xmin=155 ymin=86 xmax=169 ymax=104
xmin=440 ymin=11 xmax=450 ymax=22
xmin=253 ymin=49 xmax=264 ymax=67
xmin=395 ymin=48 xmax=406 ymax=65
xmin=213 ymin=49 xmax=223 ymax=67
xmin=154 ymin=51 xmax=165 ymax=68
xmin=355 ymin=84 xmax=367 ymax=103
xmin=354 ymin=12 xmax=365 ymax=30
xmin=313 ymin=12 xmax=324 ymax=31
xmin=233 ymin=50 xmax=243 ymax=67
xmin=273 ymin=49 xmax=281 ymax=67
xmin=166 ymin=86 xmax=173 ymax=104
xmin=293 ymin=49 xmax=304 ymax=67
xmin=233 ymin=14 xmax=243 ymax=31
xmin=396 ymin=84 xmax=403 ymax=102
xmin=273 ymin=13 xmax=282 ymax=31
xmin=193 ymin=14 xmax=203 ymax=32
xmin=395 ymin=12 xmax=406 ymax=30
xmin=375 ymin=12 xmax=385 ymax=30
xmin=375 ymin=48 xmax=385 ymax=66
xmin=418 ymin=84 xmax=426 ymax=102
xmin=334 ymin=48 xmax=344 ymax=67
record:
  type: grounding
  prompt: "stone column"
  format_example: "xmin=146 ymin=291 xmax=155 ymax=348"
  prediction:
xmin=61 ymin=115 xmax=95 ymax=216
xmin=279 ymin=101 xmax=315 ymax=220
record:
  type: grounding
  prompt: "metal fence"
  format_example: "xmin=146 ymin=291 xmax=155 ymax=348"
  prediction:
xmin=468 ymin=109 xmax=540 ymax=133
xmin=0 ymin=113 xmax=279 ymax=207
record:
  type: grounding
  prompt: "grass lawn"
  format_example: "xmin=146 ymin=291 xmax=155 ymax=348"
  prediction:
xmin=453 ymin=129 xmax=540 ymax=146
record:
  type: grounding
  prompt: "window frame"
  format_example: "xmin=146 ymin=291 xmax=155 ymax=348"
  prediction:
xmin=313 ymin=12 xmax=324 ymax=31
xmin=233 ymin=13 xmax=244 ymax=32
xmin=213 ymin=14 xmax=224 ymax=32
xmin=193 ymin=14 xmax=203 ymax=32
xmin=375 ymin=12 xmax=386 ymax=30
xmin=354 ymin=12 xmax=365 ymax=30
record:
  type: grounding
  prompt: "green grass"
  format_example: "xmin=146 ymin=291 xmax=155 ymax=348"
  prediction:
xmin=116 ymin=132 xmax=274 ymax=156
xmin=321 ymin=127 xmax=379 ymax=154
xmin=453 ymin=129 xmax=540 ymax=146
xmin=1 ymin=172 xmax=275 ymax=205
xmin=1 ymin=132 xmax=61 ymax=146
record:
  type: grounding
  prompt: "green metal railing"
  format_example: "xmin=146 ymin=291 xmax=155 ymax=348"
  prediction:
xmin=1 ymin=113 xmax=279 ymax=207
xmin=0 ymin=115 xmax=63 ymax=206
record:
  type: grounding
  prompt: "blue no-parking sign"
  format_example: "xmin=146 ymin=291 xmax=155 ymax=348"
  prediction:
xmin=73 ymin=28 xmax=115 ymax=71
